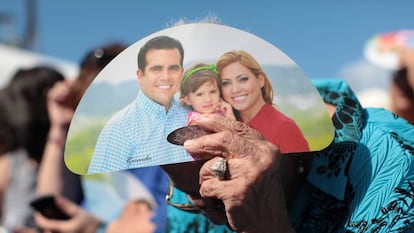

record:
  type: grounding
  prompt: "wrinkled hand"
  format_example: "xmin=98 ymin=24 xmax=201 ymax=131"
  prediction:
xmin=183 ymin=114 xmax=294 ymax=233
xmin=34 ymin=196 xmax=102 ymax=233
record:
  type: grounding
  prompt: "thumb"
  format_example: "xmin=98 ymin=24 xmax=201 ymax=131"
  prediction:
xmin=55 ymin=195 xmax=79 ymax=217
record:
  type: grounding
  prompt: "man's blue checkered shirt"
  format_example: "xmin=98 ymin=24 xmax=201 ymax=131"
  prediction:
xmin=87 ymin=91 xmax=191 ymax=174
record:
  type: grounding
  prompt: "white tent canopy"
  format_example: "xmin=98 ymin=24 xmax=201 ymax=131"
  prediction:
xmin=0 ymin=43 xmax=79 ymax=88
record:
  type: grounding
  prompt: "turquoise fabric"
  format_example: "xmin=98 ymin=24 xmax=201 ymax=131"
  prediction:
xmin=166 ymin=187 xmax=232 ymax=233
xmin=88 ymin=91 xmax=191 ymax=173
xmin=167 ymin=79 xmax=414 ymax=233
xmin=296 ymin=79 xmax=414 ymax=232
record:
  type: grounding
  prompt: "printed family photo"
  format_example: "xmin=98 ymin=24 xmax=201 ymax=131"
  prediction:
xmin=64 ymin=23 xmax=334 ymax=175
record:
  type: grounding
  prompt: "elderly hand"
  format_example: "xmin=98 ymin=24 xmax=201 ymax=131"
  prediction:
xmin=34 ymin=196 xmax=102 ymax=233
xmin=183 ymin=114 xmax=295 ymax=233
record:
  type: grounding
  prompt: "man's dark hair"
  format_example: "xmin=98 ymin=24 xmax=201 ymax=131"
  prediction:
xmin=137 ymin=35 xmax=184 ymax=72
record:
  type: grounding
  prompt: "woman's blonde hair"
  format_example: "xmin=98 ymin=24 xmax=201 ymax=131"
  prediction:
xmin=216 ymin=50 xmax=274 ymax=105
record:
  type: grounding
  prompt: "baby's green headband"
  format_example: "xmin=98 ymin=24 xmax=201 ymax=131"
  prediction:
xmin=181 ymin=64 xmax=218 ymax=86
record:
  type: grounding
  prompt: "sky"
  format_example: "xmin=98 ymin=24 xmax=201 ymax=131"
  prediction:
xmin=0 ymin=0 xmax=413 ymax=104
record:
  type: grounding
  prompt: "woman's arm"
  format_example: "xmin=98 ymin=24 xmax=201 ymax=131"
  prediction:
xmin=37 ymin=80 xmax=82 ymax=203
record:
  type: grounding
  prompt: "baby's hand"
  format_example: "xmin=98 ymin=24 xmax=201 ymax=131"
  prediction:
xmin=219 ymin=99 xmax=236 ymax=120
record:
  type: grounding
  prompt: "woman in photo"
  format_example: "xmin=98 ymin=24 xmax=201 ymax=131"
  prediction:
xmin=216 ymin=50 xmax=309 ymax=153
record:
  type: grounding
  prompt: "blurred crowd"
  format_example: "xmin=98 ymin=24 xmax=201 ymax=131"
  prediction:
xmin=0 ymin=41 xmax=169 ymax=233
xmin=0 ymin=34 xmax=413 ymax=233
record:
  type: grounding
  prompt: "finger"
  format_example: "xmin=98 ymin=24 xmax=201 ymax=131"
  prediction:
xmin=55 ymin=195 xmax=78 ymax=217
xmin=184 ymin=130 xmax=263 ymax=160
xmin=34 ymin=212 xmax=64 ymax=231
xmin=199 ymin=177 xmax=230 ymax=202
xmin=199 ymin=158 xmax=253 ymax=195
xmin=200 ymin=198 xmax=227 ymax=226
xmin=65 ymin=79 xmax=76 ymax=87
xmin=48 ymin=82 xmax=69 ymax=103
xmin=199 ymin=159 xmax=234 ymax=200
xmin=199 ymin=157 xmax=227 ymax=183
xmin=193 ymin=114 xmax=263 ymax=140
xmin=193 ymin=182 xmax=228 ymax=225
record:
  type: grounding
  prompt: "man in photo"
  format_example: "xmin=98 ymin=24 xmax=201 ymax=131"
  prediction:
xmin=87 ymin=36 xmax=190 ymax=174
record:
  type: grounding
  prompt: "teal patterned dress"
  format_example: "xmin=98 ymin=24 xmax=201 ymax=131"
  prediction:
xmin=166 ymin=79 xmax=414 ymax=233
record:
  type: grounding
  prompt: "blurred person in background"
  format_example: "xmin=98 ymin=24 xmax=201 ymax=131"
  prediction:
xmin=35 ymin=41 xmax=170 ymax=233
xmin=36 ymin=42 xmax=128 ymax=205
xmin=389 ymin=48 xmax=414 ymax=125
xmin=0 ymin=66 xmax=65 ymax=232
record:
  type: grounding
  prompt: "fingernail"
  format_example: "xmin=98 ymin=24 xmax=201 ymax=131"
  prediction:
xmin=183 ymin=140 xmax=194 ymax=149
